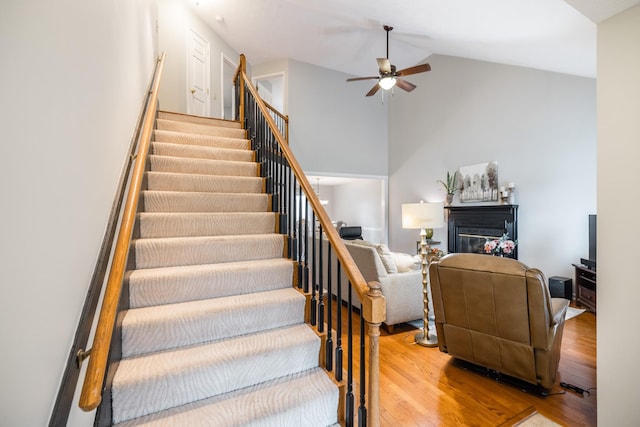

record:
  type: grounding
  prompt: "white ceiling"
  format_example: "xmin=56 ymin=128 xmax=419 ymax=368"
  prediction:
xmin=190 ymin=0 xmax=640 ymax=79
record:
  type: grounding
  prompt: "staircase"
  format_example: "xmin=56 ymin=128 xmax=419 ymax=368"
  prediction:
xmin=110 ymin=111 xmax=340 ymax=426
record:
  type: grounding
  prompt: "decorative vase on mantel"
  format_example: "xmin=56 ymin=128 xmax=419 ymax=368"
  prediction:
xmin=445 ymin=193 xmax=454 ymax=206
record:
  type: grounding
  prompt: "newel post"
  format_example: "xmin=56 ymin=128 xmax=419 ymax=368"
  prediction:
xmin=362 ymin=281 xmax=385 ymax=427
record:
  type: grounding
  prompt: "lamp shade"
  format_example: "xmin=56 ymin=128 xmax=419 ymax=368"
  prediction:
xmin=402 ymin=202 xmax=445 ymax=229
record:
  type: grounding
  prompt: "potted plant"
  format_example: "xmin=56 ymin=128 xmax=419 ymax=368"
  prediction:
xmin=438 ymin=171 xmax=457 ymax=206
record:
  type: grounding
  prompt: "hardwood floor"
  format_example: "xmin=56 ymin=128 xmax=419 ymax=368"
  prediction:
xmin=337 ymin=304 xmax=597 ymax=426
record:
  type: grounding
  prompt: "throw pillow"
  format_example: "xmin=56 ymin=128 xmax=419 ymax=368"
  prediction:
xmin=394 ymin=252 xmax=421 ymax=273
xmin=375 ymin=244 xmax=398 ymax=274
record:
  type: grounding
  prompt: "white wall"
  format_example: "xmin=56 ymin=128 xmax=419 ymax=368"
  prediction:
xmin=387 ymin=55 xmax=596 ymax=281
xmin=287 ymin=59 xmax=389 ymax=177
xmin=157 ymin=0 xmax=240 ymax=118
xmin=329 ymin=179 xmax=387 ymax=244
xmin=597 ymin=5 xmax=640 ymax=425
xmin=253 ymin=59 xmax=289 ymax=114
xmin=0 ymin=1 xmax=159 ymax=426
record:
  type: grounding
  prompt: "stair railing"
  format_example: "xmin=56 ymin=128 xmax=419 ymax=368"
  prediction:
xmin=263 ymin=99 xmax=289 ymax=144
xmin=234 ymin=54 xmax=385 ymax=427
xmin=75 ymin=52 xmax=166 ymax=413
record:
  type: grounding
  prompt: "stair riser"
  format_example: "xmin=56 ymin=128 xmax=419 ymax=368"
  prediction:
xmin=157 ymin=119 xmax=246 ymax=139
xmin=137 ymin=213 xmax=275 ymax=238
xmin=145 ymin=172 xmax=263 ymax=194
xmin=154 ymin=129 xmax=249 ymax=150
xmin=141 ymin=191 xmax=269 ymax=213
xmin=151 ymin=142 xmax=254 ymax=162
xmin=122 ymin=289 xmax=306 ymax=357
xmin=133 ymin=235 xmax=285 ymax=269
xmin=158 ymin=111 xmax=242 ymax=129
xmin=127 ymin=260 xmax=293 ymax=308
xmin=149 ymin=155 xmax=258 ymax=177
xmin=112 ymin=326 xmax=321 ymax=423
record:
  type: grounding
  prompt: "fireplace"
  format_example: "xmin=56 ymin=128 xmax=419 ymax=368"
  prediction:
xmin=446 ymin=205 xmax=518 ymax=259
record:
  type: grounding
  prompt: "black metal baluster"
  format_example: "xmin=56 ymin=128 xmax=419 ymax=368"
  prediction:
xmin=297 ymin=183 xmax=303 ymax=288
xmin=326 ymin=244 xmax=333 ymax=371
xmin=318 ymin=223 xmax=324 ymax=332
xmin=303 ymin=199 xmax=310 ymax=293
xmin=359 ymin=307 xmax=367 ymax=427
xmin=310 ymin=211 xmax=317 ymax=326
xmin=335 ymin=262 xmax=343 ymax=382
xmin=290 ymin=176 xmax=297 ymax=262
xmin=346 ymin=279 xmax=354 ymax=427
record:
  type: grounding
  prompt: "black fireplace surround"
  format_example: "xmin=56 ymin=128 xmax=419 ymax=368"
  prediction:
xmin=446 ymin=205 xmax=518 ymax=259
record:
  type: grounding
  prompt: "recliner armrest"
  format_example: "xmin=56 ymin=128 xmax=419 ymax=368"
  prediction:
xmin=550 ymin=298 xmax=570 ymax=325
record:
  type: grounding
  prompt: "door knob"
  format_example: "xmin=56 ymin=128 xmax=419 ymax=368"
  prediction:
xmin=190 ymin=88 xmax=196 ymax=94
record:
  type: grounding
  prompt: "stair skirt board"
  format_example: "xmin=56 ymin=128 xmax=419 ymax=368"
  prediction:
xmin=107 ymin=111 xmax=339 ymax=426
xmin=113 ymin=367 xmax=339 ymax=427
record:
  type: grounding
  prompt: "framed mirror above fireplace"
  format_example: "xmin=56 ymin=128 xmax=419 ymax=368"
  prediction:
xmin=446 ymin=205 xmax=518 ymax=259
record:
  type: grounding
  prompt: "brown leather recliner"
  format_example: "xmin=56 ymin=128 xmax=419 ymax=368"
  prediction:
xmin=429 ymin=253 xmax=569 ymax=389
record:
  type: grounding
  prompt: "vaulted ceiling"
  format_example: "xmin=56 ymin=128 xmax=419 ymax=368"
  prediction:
xmin=190 ymin=0 xmax=640 ymax=78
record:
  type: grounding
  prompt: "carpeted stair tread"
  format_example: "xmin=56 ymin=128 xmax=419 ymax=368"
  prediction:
xmin=137 ymin=212 xmax=275 ymax=238
xmin=126 ymin=258 xmax=293 ymax=308
xmin=148 ymin=154 xmax=258 ymax=177
xmin=111 ymin=324 xmax=322 ymax=423
xmin=158 ymin=111 xmax=242 ymax=129
xmin=151 ymin=141 xmax=254 ymax=162
xmin=121 ymin=288 xmax=306 ymax=357
xmin=154 ymin=129 xmax=250 ymax=150
xmin=140 ymin=190 xmax=269 ymax=213
xmin=110 ymin=111 xmax=339 ymax=425
xmin=114 ymin=367 xmax=339 ymax=427
xmin=145 ymin=171 xmax=263 ymax=193
xmin=157 ymin=118 xmax=247 ymax=139
xmin=132 ymin=233 xmax=285 ymax=269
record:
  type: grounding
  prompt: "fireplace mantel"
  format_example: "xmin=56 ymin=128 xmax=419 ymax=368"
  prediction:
xmin=446 ymin=205 xmax=518 ymax=259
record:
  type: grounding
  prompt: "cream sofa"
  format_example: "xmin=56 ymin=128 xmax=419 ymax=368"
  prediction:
xmin=314 ymin=238 xmax=426 ymax=332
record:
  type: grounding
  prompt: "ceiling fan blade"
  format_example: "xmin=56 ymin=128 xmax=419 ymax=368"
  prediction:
xmin=395 ymin=78 xmax=417 ymax=92
xmin=366 ymin=82 xmax=381 ymax=97
xmin=377 ymin=58 xmax=391 ymax=74
xmin=396 ymin=63 xmax=431 ymax=77
xmin=346 ymin=76 xmax=380 ymax=82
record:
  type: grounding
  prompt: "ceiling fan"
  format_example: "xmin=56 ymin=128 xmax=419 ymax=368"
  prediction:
xmin=346 ymin=25 xmax=431 ymax=97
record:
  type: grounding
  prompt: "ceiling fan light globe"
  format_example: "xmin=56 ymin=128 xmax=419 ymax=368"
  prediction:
xmin=379 ymin=76 xmax=396 ymax=90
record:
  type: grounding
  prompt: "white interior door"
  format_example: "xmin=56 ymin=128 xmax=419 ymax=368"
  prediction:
xmin=187 ymin=29 xmax=210 ymax=116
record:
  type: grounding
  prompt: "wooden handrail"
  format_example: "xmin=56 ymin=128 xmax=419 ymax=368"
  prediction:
xmin=78 ymin=52 xmax=166 ymax=411
xmin=239 ymin=69 xmax=375 ymax=310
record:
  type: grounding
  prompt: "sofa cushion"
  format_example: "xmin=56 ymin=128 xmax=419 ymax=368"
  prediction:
xmin=393 ymin=252 xmax=421 ymax=273
xmin=350 ymin=240 xmax=398 ymax=274
xmin=376 ymin=244 xmax=398 ymax=274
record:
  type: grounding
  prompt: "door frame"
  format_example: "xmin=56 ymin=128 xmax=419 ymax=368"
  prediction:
xmin=221 ymin=53 xmax=237 ymax=120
